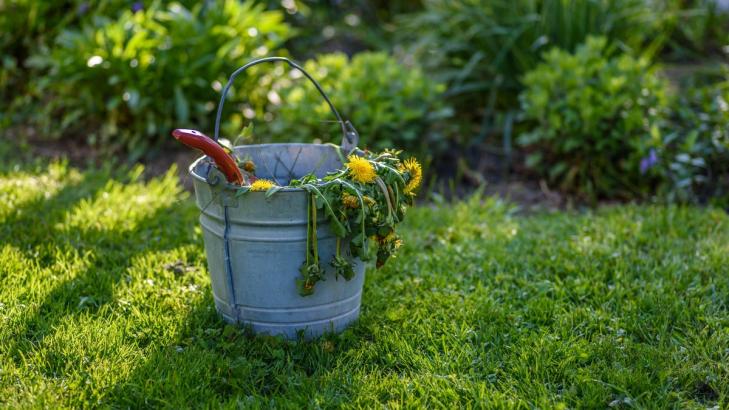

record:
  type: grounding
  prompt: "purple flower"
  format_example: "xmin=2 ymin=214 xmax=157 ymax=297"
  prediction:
xmin=640 ymin=148 xmax=659 ymax=174
xmin=77 ymin=2 xmax=89 ymax=15
xmin=131 ymin=1 xmax=144 ymax=13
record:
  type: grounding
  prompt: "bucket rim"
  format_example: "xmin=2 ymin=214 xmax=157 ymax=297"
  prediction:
xmin=188 ymin=143 xmax=345 ymax=192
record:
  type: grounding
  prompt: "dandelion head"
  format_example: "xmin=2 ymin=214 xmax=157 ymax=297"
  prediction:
xmin=378 ymin=231 xmax=397 ymax=245
xmin=346 ymin=155 xmax=376 ymax=184
xmin=242 ymin=160 xmax=256 ymax=173
xmin=250 ymin=179 xmax=276 ymax=191
xmin=342 ymin=192 xmax=359 ymax=208
xmin=401 ymin=158 xmax=422 ymax=195
xmin=363 ymin=195 xmax=376 ymax=206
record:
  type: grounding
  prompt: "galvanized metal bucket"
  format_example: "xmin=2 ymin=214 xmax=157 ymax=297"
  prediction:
xmin=190 ymin=57 xmax=364 ymax=339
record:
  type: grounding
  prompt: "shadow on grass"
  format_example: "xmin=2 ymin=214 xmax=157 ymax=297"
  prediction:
xmin=1 ymin=163 xmax=371 ymax=407
xmin=105 ymin=288 xmax=369 ymax=408
xmin=1 ymin=169 xmax=186 ymax=376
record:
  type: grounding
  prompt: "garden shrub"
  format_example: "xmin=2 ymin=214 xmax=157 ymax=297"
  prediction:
xmin=518 ymin=36 xmax=670 ymax=199
xmin=0 ymin=0 xmax=87 ymax=121
xmin=656 ymin=79 xmax=729 ymax=206
xmin=0 ymin=1 xmax=165 ymax=59
xmin=275 ymin=0 xmax=424 ymax=59
xmin=0 ymin=1 xmax=198 ymax=116
xmin=398 ymin=0 xmax=664 ymax=131
xmin=0 ymin=1 xmax=88 ymax=91
xmin=30 ymin=0 xmax=290 ymax=157
xmin=251 ymin=52 xmax=452 ymax=155
xmin=659 ymin=0 xmax=729 ymax=60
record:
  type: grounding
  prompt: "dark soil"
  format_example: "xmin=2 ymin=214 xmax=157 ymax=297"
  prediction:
xmin=2 ymin=129 xmax=565 ymax=212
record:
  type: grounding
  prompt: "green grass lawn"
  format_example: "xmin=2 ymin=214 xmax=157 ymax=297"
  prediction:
xmin=1 ymin=162 xmax=728 ymax=408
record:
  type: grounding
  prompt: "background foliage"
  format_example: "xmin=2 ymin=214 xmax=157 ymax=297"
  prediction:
xmin=0 ymin=0 xmax=201 ymax=125
xmin=27 ymin=0 xmax=290 ymax=158
xmin=397 ymin=0 xmax=664 ymax=136
xmin=248 ymin=52 xmax=451 ymax=155
xmin=658 ymin=0 xmax=729 ymax=60
xmin=518 ymin=37 xmax=669 ymax=199
xmin=657 ymin=72 xmax=729 ymax=205
xmin=2 ymin=0 xmax=729 ymax=204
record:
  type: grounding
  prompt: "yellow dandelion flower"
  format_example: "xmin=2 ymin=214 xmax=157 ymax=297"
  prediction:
xmin=394 ymin=239 xmax=403 ymax=249
xmin=249 ymin=179 xmax=276 ymax=191
xmin=401 ymin=158 xmax=422 ymax=195
xmin=363 ymin=195 xmax=376 ymax=206
xmin=346 ymin=155 xmax=376 ymax=184
xmin=242 ymin=160 xmax=256 ymax=173
xmin=342 ymin=192 xmax=359 ymax=208
xmin=377 ymin=231 xmax=397 ymax=245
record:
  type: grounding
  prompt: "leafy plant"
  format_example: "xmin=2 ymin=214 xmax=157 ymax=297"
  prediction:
xmin=658 ymin=0 xmax=729 ymax=61
xmin=398 ymin=0 xmax=667 ymax=142
xmin=518 ymin=36 xmax=670 ymax=199
xmin=656 ymin=77 xmax=729 ymax=206
xmin=266 ymin=0 xmax=424 ymax=58
xmin=1 ymin=1 xmax=94 ymax=120
xmin=0 ymin=1 xmax=201 ymax=119
xmin=250 ymin=52 xmax=452 ymax=156
xmin=30 ymin=0 xmax=290 ymax=158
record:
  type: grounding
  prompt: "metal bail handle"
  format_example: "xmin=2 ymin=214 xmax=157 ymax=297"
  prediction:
xmin=213 ymin=56 xmax=359 ymax=152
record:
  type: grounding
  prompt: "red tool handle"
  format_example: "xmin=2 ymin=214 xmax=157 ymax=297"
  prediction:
xmin=171 ymin=129 xmax=243 ymax=185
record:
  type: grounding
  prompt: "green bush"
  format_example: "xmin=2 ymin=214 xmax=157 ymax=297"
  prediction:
xmin=250 ymin=52 xmax=452 ymax=154
xmin=518 ymin=37 xmax=670 ymax=199
xmin=0 ymin=1 xmax=157 ymax=57
xmin=0 ymin=1 xmax=93 ymax=80
xmin=0 ymin=0 xmax=90 ymax=120
xmin=399 ymin=0 xmax=664 ymax=128
xmin=657 ymin=79 xmax=729 ymax=206
xmin=30 ymin=0 xmax=290 ymax=157
xmin=270 ymin=0 xmax=423 ymax=59
xmin=1 ymin=1 xmax=194 ymax=115
xmin=659 ymin=0 xmax=729 ymax=60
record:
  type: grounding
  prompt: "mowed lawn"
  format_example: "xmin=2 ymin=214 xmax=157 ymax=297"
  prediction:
xmin=1 ymin=162 xmax=728 ymax=408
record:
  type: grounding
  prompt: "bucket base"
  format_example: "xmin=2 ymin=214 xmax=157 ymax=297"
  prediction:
xmin=218 ymin=305 xmax=360 ymax=340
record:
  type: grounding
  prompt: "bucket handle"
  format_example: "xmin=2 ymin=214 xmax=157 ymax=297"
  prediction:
xmin=213 ymin=56 xmax=359 ymax=152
